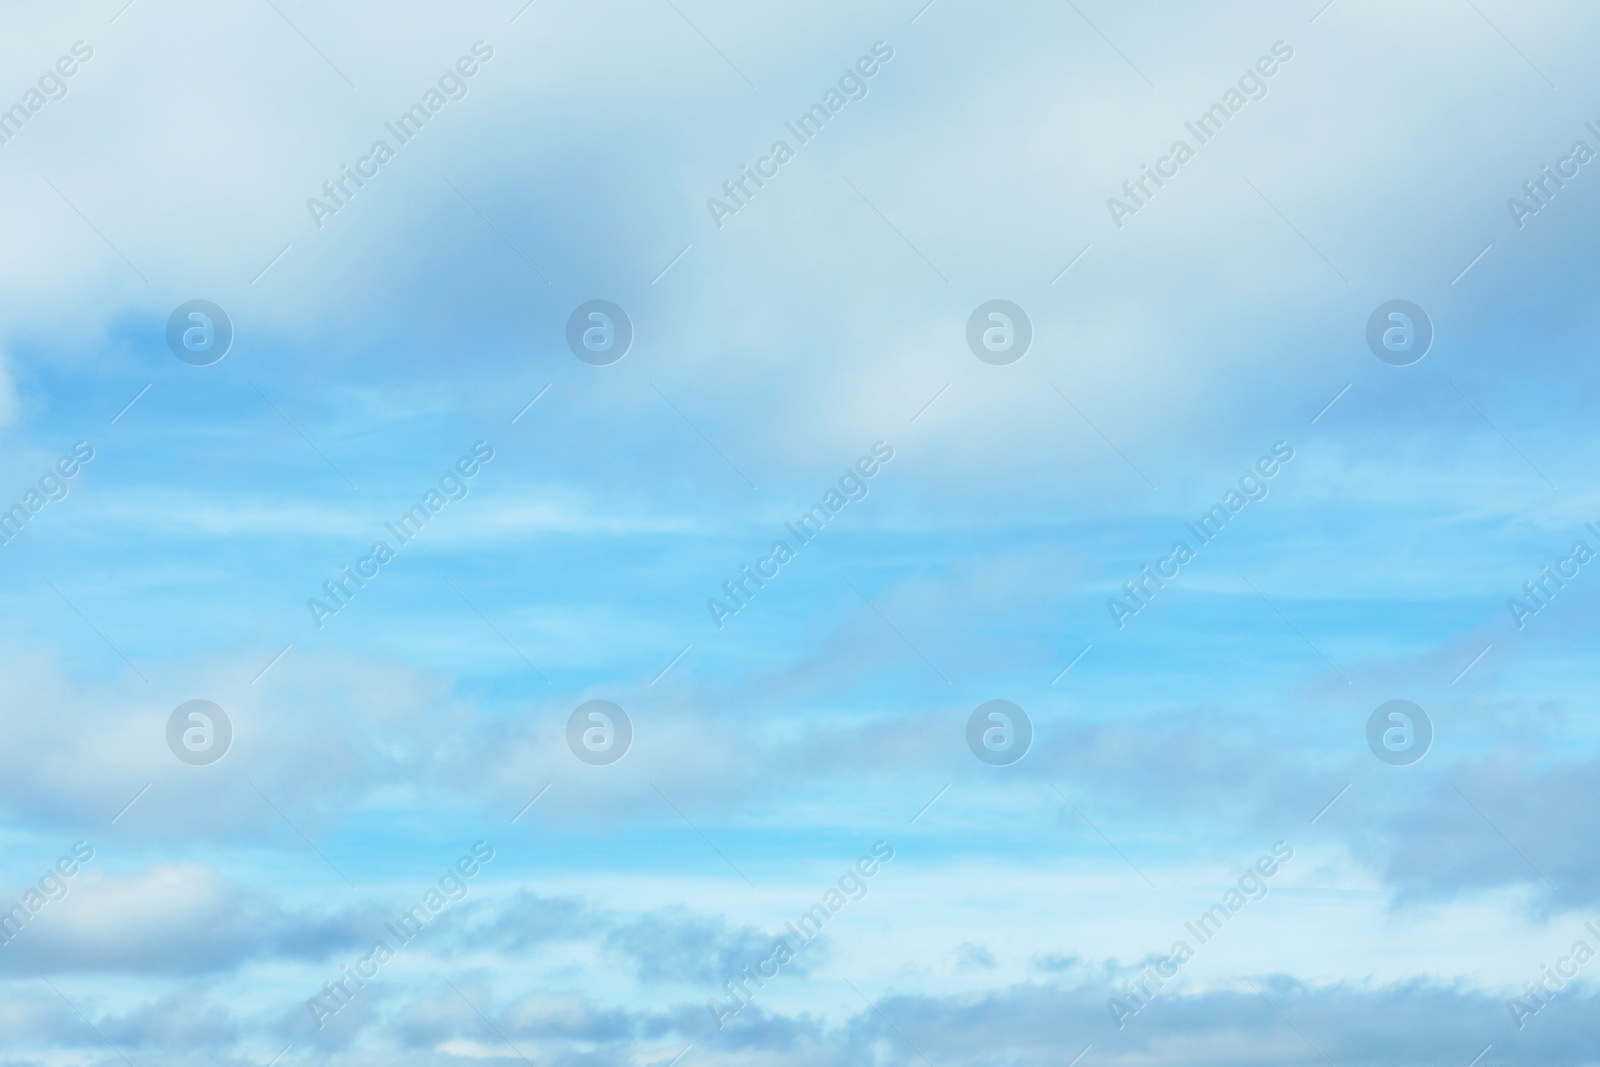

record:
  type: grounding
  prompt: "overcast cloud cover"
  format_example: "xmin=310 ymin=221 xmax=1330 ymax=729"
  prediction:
xmin=2 ymin=0 xmax=1599 ymax=1063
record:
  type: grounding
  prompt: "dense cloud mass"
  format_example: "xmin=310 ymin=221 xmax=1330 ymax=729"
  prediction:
xmin=1 ymin=0 xmax=1598 ymax=1063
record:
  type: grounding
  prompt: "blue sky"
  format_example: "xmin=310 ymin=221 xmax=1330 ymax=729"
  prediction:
xmin=3 ymin=0 xmax=1600 ymax=1064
